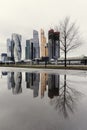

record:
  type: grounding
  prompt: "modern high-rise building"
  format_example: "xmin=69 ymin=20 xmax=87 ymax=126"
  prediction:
xmin=12 ymin=33 xmax=22 ymax=62
xmin=48 ymin=29 xmax=60 ymax=60
xmin=33 ymin=30 xmax=40 ymax=58
xmin=7 ymin=38 xmax=14 ymax=61
xmin=40 ymin=29 xmax=48 ymax=57
xmin=25 ymin=40 xmax=31 ymax=59
xmin=25 ymin=30 xmax=40 ymax=60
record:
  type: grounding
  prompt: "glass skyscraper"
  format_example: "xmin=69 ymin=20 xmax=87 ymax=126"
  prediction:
xmin=25 ymin=30 xmax=40 ymax=60
xmin=48 ymin=29 xmax=60 ymax=60
xmin=12 ymin=33 xmax=22 ymax=62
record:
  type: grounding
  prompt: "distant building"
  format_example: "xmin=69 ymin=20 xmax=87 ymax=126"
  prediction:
xmin=25 ymin=30 xmax=40 ymax=60
xmin=25 ymin=40 xmax=31 ymax=59
xmin=48 ymin=29 xmax=60 ymax=60
xmin=40 ymin=29 xmax=48 ymax=57
xmin=1 ymin=53 xmax=7 ymax=62
xmin=7 ymin=38 xmax=14 ymax=61
xmin=12 ymin=33 xmax=22 ymax=62
xmin=33 ymin=30 xmax=40 ymax=58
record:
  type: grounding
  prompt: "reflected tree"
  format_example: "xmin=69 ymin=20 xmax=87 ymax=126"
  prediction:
xmin=50 ymin=75 xmax=83 ymax=118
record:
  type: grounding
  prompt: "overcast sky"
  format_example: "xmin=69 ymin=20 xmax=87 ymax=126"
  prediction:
xmin=0 ymin=0 xmax=87 ymax=59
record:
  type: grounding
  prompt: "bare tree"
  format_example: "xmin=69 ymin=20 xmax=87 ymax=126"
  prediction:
xmin=50 ymin=75 xmax=83 ymax=118
xmin=58 ymin=17 xmax=82 ymax=67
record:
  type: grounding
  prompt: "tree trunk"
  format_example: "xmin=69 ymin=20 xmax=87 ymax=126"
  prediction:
xmin=64 ymin=36 xmax=67 ymax=67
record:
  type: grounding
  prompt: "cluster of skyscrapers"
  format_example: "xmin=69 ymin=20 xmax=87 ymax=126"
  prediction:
xmin=25 ymin=29 xmax=60 ymax=61
xmin=1 ymin=29 xmax=60 ymax=62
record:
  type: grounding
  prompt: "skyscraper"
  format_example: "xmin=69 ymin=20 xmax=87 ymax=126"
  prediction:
xmin=7 ymin=38 xmax=14 ymax=61
xmin=33 ymin=30 xmax=40 ymax=58
xmin=12 ymin=33 xmax=22 ymax=62
xmin=48 ymin=29 xmax=60 ymax=60
xmin=40 ymin=29 xmax=48 ymax=57
xmin=25 ymin=30 xmax=40 ymax=60
xmin=25 ymin=40 xmax=31 ymax=59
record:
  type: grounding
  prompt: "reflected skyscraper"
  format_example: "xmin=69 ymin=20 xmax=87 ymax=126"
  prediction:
xmin=50 ymin=74 xmax=83 ymax=118
xmin=40 ymin=73 xmax=48 ymax=98
xmin=48 ymin=74 xmax=60 ymax=99
xmin=25 ymin=73 xmax=40 ymax=97
xmin=7 ymin=72 xmax=22 ymax=94
xmin=7 ymin=72 xmax=15 ymax=90
xmin=2 ymin=72 xmax=8 ymax=76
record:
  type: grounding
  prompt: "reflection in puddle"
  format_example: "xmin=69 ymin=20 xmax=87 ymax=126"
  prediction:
xmin=50 ymin=75 xmax=83 ymax=118
xmin=1 ymin=71 xmax=83 ymax=118
xmin=8 ymin=72 xmax=22 ymax=94
xmin=0 ymin=70 xmax=87 ymax=130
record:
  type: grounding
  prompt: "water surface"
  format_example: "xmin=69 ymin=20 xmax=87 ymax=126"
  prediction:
xmin=0 ymin=68 xmax=87 ymax=130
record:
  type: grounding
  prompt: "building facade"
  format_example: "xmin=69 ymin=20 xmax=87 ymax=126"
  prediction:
xmin=7 ymin=38 xmax=14 ymax=61
xmin=48 ymin=29 xmax=60 ymax=60
xmin=1 ymin=53 xmax=7 ymax=62
xmin=25 ymin=30 xmax=40 ymax=60
xmin=25 ymin=40 xmax=31 ymax=59
xmin=12 ymin=33 xmax=22 ymax=62
xmin=40 ymin=29 xmax=48 ymax=57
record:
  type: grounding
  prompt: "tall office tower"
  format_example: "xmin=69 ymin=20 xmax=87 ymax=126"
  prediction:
xmin=48 ymin=29 xmax=60 ymax=60
xmin=25 ymin=30 xmax=40 ymax=60
xmin=30 ymin=39 xmax=34 ymax=60
xmin=33 ymin=30 xmax=40 ymax=58
xmin=40 ymin=29 xmax=48 ymax=57
xmin=7 ymin=39 xmax=14 ymax=61
xmin=25 ymin=40 xmax=31 ymax=59
xmin=12 ymin=33 xmax=22 ymax=62
xmin=48 ymin=74 xmax=60 ymax=99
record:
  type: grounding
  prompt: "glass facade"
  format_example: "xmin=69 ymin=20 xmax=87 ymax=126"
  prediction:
xmin=12 ymin=33 xmax=22 ymax=62
xmin=25 ymin=30 xmax=40 ymax=60
xmin=48 ymin=29 xmax=60 ymax=60
xmin=7 ymin=39 xmax=14 ymax=61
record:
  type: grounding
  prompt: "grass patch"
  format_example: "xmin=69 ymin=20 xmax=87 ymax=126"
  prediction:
xmin=0 ymin=64 xmax=87 ymax=70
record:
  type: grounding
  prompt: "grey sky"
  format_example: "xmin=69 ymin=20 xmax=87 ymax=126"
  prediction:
xmin=0 ymin=0 xmax=87 ymax=59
